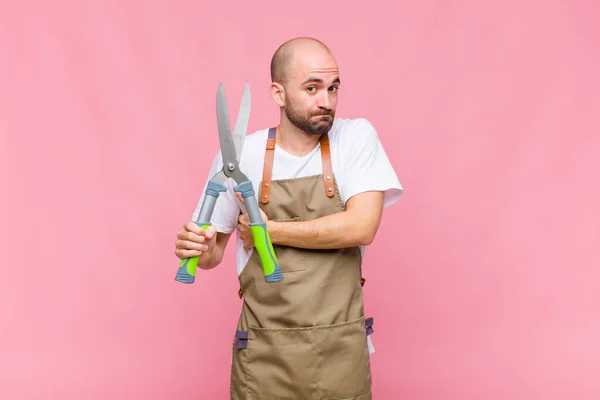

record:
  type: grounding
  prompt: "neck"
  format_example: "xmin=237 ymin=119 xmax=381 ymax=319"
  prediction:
xmin=276 ymin=118 xmax=321 ymax=157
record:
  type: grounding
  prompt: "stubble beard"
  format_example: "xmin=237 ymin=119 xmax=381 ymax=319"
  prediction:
xmin=284 ymin=103 xmax=335 ymax=136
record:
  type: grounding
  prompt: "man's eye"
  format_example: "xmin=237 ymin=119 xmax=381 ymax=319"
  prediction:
xmin=307 ymin=87 xmax=316 ymax=92
xmin=329 ymin=86 xmax=339 ymax=92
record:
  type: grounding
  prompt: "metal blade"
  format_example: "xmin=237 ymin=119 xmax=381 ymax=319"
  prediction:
xmin=216 ymin=83 xmax=238 ymax=169
xmin=232 ymin=83 xmax=251 ymax=160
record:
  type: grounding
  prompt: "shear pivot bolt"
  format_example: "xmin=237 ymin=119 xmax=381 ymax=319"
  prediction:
xmin=326 ymin=175 xmax=331 ymax=180
xmin=227 ymin=163 xmax=235 ymax=171
xmin=328 ymin=188 xmax=333 ymax=192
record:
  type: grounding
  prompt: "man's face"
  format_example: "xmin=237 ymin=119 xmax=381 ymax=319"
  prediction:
xmin=282 ymin=50 xmax=340 ymax=135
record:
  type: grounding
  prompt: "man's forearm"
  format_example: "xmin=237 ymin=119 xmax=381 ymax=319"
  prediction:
xmin=197 ymin=232 xmax=231 ymax=270
xmin=266 ymin=192 xmax=383 ymax=249
xmin=197 ymin=249 xmax=223 ymax=269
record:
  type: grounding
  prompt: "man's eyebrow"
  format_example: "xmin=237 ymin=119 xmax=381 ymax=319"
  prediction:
xmin=302 ymin=77 xmax=323 ymax=85
xmin=301 ymin=77 xmax=341 ymax=85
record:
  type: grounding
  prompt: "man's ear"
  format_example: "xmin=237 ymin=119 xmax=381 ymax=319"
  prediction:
xmin=270 ymin=82 xmax=286 ymax=107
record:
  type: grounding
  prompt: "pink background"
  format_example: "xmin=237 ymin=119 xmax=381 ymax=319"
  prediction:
xmin=1 ymin=1 xmax=599 ymax=399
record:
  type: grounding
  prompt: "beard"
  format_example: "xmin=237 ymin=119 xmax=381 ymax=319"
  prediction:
xmin=284 ymin=101 xmax=335 ymax=135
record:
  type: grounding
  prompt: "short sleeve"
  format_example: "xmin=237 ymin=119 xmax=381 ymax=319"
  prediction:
xmin=191 ymin=150 xmax=241 ymax=234
xmin=337 ymin=118 xmax=404 ymax=208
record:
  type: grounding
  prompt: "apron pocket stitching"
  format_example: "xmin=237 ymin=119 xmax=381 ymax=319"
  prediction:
xmin=245 ymin=328 xmax=318 ymax=399
xmin=326 ymin=386 xmax=372 ymax=400
xmin=315 ymin=317 xmax=371 ymax=399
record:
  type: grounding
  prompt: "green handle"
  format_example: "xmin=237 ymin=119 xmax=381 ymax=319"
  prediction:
xmin=174 ymin=223 xmax=211 ymax=284
xmin=250 ymin=222 xmax=283 ymax=282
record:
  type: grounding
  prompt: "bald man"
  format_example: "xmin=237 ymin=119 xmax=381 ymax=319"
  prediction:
xmin=175 ymin=37 xmax=403 ymax=399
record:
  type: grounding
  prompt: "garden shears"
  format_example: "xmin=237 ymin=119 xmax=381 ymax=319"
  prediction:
xmin=174 ymin=82 xmax=283 ymax=284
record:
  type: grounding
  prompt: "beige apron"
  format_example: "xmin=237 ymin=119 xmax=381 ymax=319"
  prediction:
xmin=230 ymin=127 xmax=374 ymax=400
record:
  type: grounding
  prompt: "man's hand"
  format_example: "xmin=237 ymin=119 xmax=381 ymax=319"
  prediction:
xmin=175 ymin=222 xmax=217 ymax=259
xmin=236 ymin=193 xmax=268 ymax=250
xmin=175 ymin=222 xmax=230 ymax=269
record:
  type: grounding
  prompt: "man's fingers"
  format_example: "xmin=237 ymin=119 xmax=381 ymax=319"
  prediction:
xmin=175 ymin=248 xmax=203 ymax=259
xmin=175 ymin=221 xmax=216 ymax=260
xmin=188 ymin=231 xmax=207 ymax=243
xmin=178 ymin=230 xmax=208 ymax=244
xmin=177 ymin=229 xmax=195 ymax=241
xmin=242 ymin=238 xmax=253 ymax=250
xmin=180 ymin=223 xmax=217 ymax=241
xmin=237 ymin=229 xmax=255 ymax=250
xmin=235 ymin=215 xmax=255 ymax=250
xmin=184 ymin=221 xmax=204 ymax=235
xmin=176 ymin=239 xmax=208 ymax=252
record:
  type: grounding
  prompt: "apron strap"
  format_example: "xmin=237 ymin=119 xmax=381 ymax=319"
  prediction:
xmin=260 ymin=126 xmax=334 ymax=204
xmin=260 ymin=127 xmax=277 ymax=204
xmin=320 ymin=134 xmax=335 ymax=198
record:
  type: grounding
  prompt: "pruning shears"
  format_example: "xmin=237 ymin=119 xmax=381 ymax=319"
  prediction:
xmin=175 ymin=82 xmax=283 ymax=284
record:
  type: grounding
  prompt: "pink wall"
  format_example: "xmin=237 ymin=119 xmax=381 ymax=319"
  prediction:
xmin=1 ymin=1 xmax=599 ymax=399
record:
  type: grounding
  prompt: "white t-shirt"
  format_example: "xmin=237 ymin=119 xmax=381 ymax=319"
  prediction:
xmin=192 ymin=117 xmax=404 ymax=277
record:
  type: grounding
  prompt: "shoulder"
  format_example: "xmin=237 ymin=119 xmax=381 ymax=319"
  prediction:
xmin=238 ymin=128 xmax=269 ymax=162
xmin=333 ymin=116 xmax=377 ymax=131
xmin=327 ymin=117 xmax=381 ymax=158
xmin=327 ymin=118 xmax=404 ymax=208
xmin=328 ymin=117 xmax=379 ymax=146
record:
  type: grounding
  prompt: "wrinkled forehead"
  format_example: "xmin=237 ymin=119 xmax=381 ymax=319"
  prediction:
xmin=287 ymin=49 xmax=339 ymax=85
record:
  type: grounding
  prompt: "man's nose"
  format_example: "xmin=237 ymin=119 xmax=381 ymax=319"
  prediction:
xmin=317 ymin=90 xmax=332 ymax=110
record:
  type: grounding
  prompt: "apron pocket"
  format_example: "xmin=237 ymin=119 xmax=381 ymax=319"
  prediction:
xmin=246 ymin=327 xmax=318 ymax=399
xmin=315 ymin=317 xmax=372 ymax=399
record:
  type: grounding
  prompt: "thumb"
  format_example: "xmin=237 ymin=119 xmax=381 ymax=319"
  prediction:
xmin=204 ymin=225 xmax=217 ymax=239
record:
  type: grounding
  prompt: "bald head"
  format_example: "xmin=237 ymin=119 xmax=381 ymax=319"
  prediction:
xmin=270 ymin=37 xmax=335 ymax=84
xmin=268 ymin=37 xmax=340 ymax=136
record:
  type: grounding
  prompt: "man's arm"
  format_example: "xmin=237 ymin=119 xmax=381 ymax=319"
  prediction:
xmin=267 ymin=190 xmax=384 ymax=249
xmin=196 ymin=231 xmax=232 ymax=270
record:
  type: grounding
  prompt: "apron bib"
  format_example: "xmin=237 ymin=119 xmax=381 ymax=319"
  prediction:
xmin=230 ymin=127 xmax=374 ymax=400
